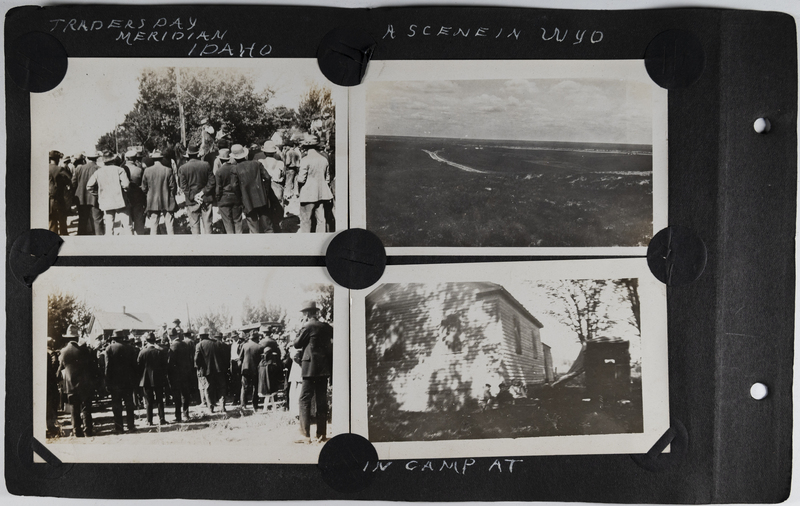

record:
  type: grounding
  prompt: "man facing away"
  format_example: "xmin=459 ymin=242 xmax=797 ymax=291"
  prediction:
xmin=238 ymin=331 xmax=262 ymax=411
xmin=48 ymin=150 xmax=72 ymax=235
xmin=229 ymin=144 xmax=271 ymax=234
xmin=87 ymin=152 xmax=132 ymax=235
xmin=168 ymin=327 xmax=194 ymax=422
xmin=137 ymin=332 xmax=168 ymax=426
xmin=123 ymin=149 xmax=147 ymax=235
xmin=57 ymin=325 xmax=95 ymax=437
xmin=297 ymin=136 xmax=333 ymax=233
xmin=104 ymin=329 xmax=139 ymax=434
xmin=71 ymin=151 xmax=104 ymax=235
xmin=178 ymin=142 xmax=216 ymax=234
xmin=214 ymin=148 xmax=243 ymax=234
xmin=141 ymin=150 xmax=178 ymax=235
xmin=292 ymin=301 xmax=333 ymax=443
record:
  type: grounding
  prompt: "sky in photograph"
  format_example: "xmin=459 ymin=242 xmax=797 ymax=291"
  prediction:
xmin=33 ymin=58 xmax=328 ymax=156
xmin=43 ymin=267 xmax=332 ymax=332
xmin=366 ymin=78 xmax=653 ymax=144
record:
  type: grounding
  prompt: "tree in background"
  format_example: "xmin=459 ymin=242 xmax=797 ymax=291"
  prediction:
xmin=302 ymin=284 xmax=334 ymax=323
xmin=190 ymin=305 xmax=234 ymax=335
xmin=613 ymin=278 xmax=641 ymax=335
xmin=296 ymin=84 xmax=334 ymax=131
xmin=542 ymin=279 xmax=611 ymax=344
xmin=241 ymin=296 xmax=288 ymax=327
xmin=48 ymin=293 xmax=93 ymax=348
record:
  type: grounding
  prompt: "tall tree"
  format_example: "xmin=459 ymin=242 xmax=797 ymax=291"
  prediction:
xmin=48 ymin=293 xmax=93 ymax=348
xmin=191 ymin=305 xmax=234 ymax=335
xmin=614 ymin=278 xmax=641 ymax=334
xmin=541 ymin=279 xmax=610 ymax=344
xmin=241 ymin=296 xmax=288 ymax=326
xmin=296 ymin=84 xmax=334 ymax=131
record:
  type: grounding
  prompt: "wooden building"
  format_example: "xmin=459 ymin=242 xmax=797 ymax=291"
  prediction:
xmin=366 ymin=282 xmax=554 ymax=413
xmin=85 ymin=308 xmax=157 ymax=348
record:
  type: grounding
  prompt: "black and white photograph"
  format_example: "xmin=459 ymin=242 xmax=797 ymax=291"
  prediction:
xmin=350 ymin=60 xmax=667 ymax=255
xmin=32 ymin=58 xmax=347 ymax=256
xmin=350 ymin=260 xmax=668 ymax=459
xmin=33 ymin=267 xmax=348 ymax=463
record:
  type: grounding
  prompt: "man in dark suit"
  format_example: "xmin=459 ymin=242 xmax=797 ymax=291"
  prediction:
xmin=214 ymin=149 xmax=243 ymax=234
xmin=141 ymin=150 xmax=178 ymax=235
xmin=212 ymin=331 xmax=230 ymax=411
xmin=104 ymin=329 xmax=138 ymax=434
xmin=293 ymin=301 xmax=334 ymax=443
xmin=57 ymin=326 xmax=95 ymax=437
xmin=71 ymin=151 xmax=104 ymax=235
xmin=195 ymin=327 xmax=227 ymax=412
xmin=48 ymin=150 xmax=72 ymax=235
xmin=177 ymin=142 xmax=215 ymax=234
xmin=123 ymin=149 xmax=147 ymax=235
xmin=137 ymin=332 xmax=168 ymax=425
xmin=229 ymin=144 xmax=271 ymax=233
xmin=168 ymin=327 xmax=193 ymax=422
xmin=238 ymin=331 xmax=262 ymax=410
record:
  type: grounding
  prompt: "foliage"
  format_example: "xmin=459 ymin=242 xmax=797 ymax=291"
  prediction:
xmin=190 ymin=305 xmax=234 ymax=335
xmin=47 ymin=293 xmax=93 ymax=348
xmin=541 ymin=280 xmax=611 ymax=343
xmin=302 ymin=284 xmax=335 ymax=323
xmin=296 ymin=84 xmax=334 ymax=131
xmin=614 ymin=278 xmax=641 ymax=334
xmin=241 ymin=296 xmax=288 ymax=326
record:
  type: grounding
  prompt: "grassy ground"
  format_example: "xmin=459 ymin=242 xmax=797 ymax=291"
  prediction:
xmin=366 ymin=136 xmax=653 ymax=248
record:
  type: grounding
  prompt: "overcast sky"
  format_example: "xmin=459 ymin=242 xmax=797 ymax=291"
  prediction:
xmin=32 ymin=58 xmax=328 ymax=157
xmin=366 ymin=78 xmax=653 ymax=144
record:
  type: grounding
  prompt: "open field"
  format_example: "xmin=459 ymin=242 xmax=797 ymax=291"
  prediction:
xmin=365 ymin=135 xmax=654 ymax=248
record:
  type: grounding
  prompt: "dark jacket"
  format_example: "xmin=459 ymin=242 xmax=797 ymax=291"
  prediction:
xmin=49 ymin=163 xmax=72 ymax=207
xmin=293 ymin=318 xmax=333 ymax=378
xmin=71 ymin=161 xmax=99 ymax=207
xmin=195 ymin=336 xmax=226 ymax=376
xmin=215 ymin=162 xmax=242 ymax=207
xmin=230 ymin=160 xmax=270 ymax=214
xmin=104 ymin=341 xmax=138 ymax=390
xmin=178 ymin=158 xmax=215 ymax=203
xmin=141 ymin=161 xmax=177 ymax=212
xmin=239 ymin=339 xmax=262 ymax=374
xmin=123 ymin=162 xmax=146 ymax=205
xmin=168 ymin=338 xmax=194 ymax=385
xmin=57 ymin=341 xmax=95 ymax=398
xmin=137 ymin=344 xmax=168 ymax=388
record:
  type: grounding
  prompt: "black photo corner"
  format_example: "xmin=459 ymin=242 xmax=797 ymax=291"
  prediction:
xmin=4 ymin=1 xmax=796 ymax=503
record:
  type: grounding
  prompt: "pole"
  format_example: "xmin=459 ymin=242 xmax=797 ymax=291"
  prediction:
xmin=115 ymin=125 xmax=118 ymax=153
xmin=176 ymin=68 xmax=186 ymax=146
xmin=186 ymin=303 xmax=191 ymax=332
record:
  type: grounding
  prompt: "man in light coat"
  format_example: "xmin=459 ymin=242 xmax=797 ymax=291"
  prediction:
xmin=141 ymin=150 xmax=177 ymax=235
xmin=297 ymin=136 xmax=333 ymax=233
xmin=87 ymin=152 xmax=132 ymax=235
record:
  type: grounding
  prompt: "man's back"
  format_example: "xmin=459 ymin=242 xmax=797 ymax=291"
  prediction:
xmin=105 ymin=341 xmax=137 ymax=389
xmin=72 ymin=161 xmax=98 ymax=206
xmin=178 ymin=159 xmax=213 ymax=201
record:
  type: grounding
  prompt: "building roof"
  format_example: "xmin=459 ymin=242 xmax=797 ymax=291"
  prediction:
xmin=475 ymin=282 xmax=544 ymax=328
xmin=89 ymin=311 xmax=157 ymax=332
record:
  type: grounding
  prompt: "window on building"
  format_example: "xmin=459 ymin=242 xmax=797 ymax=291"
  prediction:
xmin=532 ymin=329 xmax=538 ymax=359
xmin=514 ymin=316 xmax=521 ymax=354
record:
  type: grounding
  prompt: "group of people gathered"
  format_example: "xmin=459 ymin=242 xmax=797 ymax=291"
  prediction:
xmin=48 ymin=131 xmax=335 ymax=236
xmin=48 ymin=301 xmax=334 ymax=444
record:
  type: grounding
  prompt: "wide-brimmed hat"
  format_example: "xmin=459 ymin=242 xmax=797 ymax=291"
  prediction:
xmin=301 ymin=135 xmax=319 ymax=147
xmin=86 ymin=151 xmax=101 ymax=160
xmin=124 ymin=149 xmax=138 ymax=160
xmin=187 ymin=143 xmax=201 ymax=156
xmin=262 ymin=140 xmax=278 ymax=154
xmin=149 ymin=150 xmax=163 ymax=159
xmin=198 ymin=326 xmax=210 ymax=336
xmin=230 ymin=144 xmax=249 ymax=160
xmin=300 ymin=300 xmax=318 ymax=313
xmin=218 ymin=148 xmax=231 ymax=161
xmin=49 ymin=150 xmax=63 ymax=159
xmin=172 ymin=318 xmax=181 ymax=325
xmin=63 ymin=325 xmax=80 ymax=339
xmin=112 ymin=329 xmax=127 ymax=340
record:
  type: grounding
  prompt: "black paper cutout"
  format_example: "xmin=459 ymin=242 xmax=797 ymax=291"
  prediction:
xmin=317 ymin=27 xmax=375 ymax=87
xmin=647 ymin=226 xmax=707 ymax=286
xmin=631 ymin=418 xmax=688 ymax=472
xmin=9 ymin=230 xmax=64 ymax=287
xmin=16 ymin=428 xmax=73 ymax=480
xmin=7 ymin=31 xmax=69 ymax=93
xmin=325 ymin=229 xmax=386 ymax=290
xmin=317 ymin=433 xmax=379 ymax=493
xmin=644 ymin=29 xmax=705 ymax=89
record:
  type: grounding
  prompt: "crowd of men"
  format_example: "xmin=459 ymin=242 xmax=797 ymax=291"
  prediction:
xmin=48 ymin=128 xmax=335 ymax=236
xmin=47 ymin=301 xmax=333 ymax=444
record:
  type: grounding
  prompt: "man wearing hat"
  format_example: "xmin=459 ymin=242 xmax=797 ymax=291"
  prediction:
xmin=282 ymin=139 xmax=302 ymax=210
xmin=194 ymin=326 xmax=223 ymax=412
xmin=168 ymin=327 xmax=194 ymax=422
xmin=56 ymin=325 xmax=95 ymax=437
xmin=137 ymin=332 xmax=168 ymax=426
xmin=71 ymin=151 xmax=104 ymax=235
xmin=104 ymin=330 xmax=138 ymax=434
xmin=141 ymin=150 xmax=178 ymax=235
xmin=292 ymin=301 xmax=334 ymax=443
xmin=178 ymin=142 xmax=216 ymax=234
xmin=123 ymin=149 xmax=147 ymax=235
xmin=48 ymin=150 xmax=72 ymax=235
xmin=87 ymin=151 xmax=132 ymax=235
xmin=297 ymin=135 xmax=333 ymax=233
xmin=258 ymin=140 xmax=286 ymax=232
xmin=214 ymin=148 xmax=243 ymax=234
xmin=238 ymin=331 xmax=263 ymax=410
xmin=229 ymin=144 xmax=272 ymax=234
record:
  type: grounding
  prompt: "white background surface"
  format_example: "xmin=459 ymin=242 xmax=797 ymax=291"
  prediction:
xmin=1 ymin=0 xmax=798 ymax=505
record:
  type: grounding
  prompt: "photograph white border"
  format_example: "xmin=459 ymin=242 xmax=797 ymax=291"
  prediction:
xmin=349 ymin=59 xmax=668 ymax=256
xmin=32 ymin=266 xmax=350 ymax=463
xmin=31 ymin=58 xmax=348 ymax=256
xmin=349 ymin=258 xmax=669 ymax=459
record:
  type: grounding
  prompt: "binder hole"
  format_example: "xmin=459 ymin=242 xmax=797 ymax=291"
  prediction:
xmin=753 ymin=117 xmax=771 ymax=134
xmin=750 ymin=382 xmax=768 ymax=400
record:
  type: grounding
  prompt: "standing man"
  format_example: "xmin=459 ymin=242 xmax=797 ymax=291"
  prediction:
xmin=229 ymin=144 xmax=271 ymax=234
xmin=137 ymin=332 xmax=168 ymax=426
xmin=168 ymin=328 xmax=193 ymax=422
xmin=292 ymin=301 xmax=333 ymax=443
xmin=195 ymin=327 xmax=227 ymax=412
xmin=214 ymin=149 xmax=243 ymax=234
xmin=86 ymin=152 xmax=132 ymax=235
xmin=297 ymin=136 xmax=333 ymax=233
xmin=104 ymin=330 xmax=138 ymax=434
xmin=282 ymin=140 xmax=302 ymax=210
xmin=57 ymin=326 xmax=95 ymax=437
xmin=71 ymin=151 xmax=104 ymax=235
xmin=141 ymin=150 xmax=177 ymax=235
xmin=123 ymin=149 xmax=147 ymax=235
xmin=48 ymin=150 xmax=72 ymax=235
xmin=238 ymin=331 xmax=262 ymax=411
xmin=259 ymin=141 xmax=285 ymax=233
xmin=229 ymin=331 xmax=244 ymax=405
xmin=178 ymin=142 xmax=216 ymax=234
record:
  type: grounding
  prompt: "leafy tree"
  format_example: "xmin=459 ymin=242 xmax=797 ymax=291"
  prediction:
xmin=613 ymin=278 xmax=641 ymax=334
xmin=302 ymin=284 xmax=334 ymax=323
xmin=541 ymin=279 xmax=610 ymax=344
xmin=241 ymin=296 xmax=288 ymax=326
xmin=190 ymin=305 xmax=234 ymax=335
xmin=48 ymin=293 xmax=93 ymax=348
xmin=297 ymin=84 xmax=334 ymax=131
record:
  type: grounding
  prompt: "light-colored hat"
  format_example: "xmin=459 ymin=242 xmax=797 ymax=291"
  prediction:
xmin=205 ymin=125 xmax=215 ymax=135
xmin=301 ymin=135 xmax=319 ymax=147
xmin=198 ymin=326 xmax=210 ymax=336
xmin=218 ymin=148 xmax=231 ymax=161
xmin=86 ymin=151 xmax=101 ymax=160
xmin=149 ymin=150 xmax=163 ymax=159
xmin=124 ymin=149 xmax=138 ymax=160
xmin=63 ymin=325 xmax=80 ymax=339
xmin=262 ymin=141 xmax=277 ymax=154
xmin=187 ymin=143 xmax=200 ymax=156
xmin=270 ymin=132 xmax=284 ymax=147
xmin=230 ymin=144 xmax=249 ymax=160
xmin=300 ymin=300 xmax=318 ymax=313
